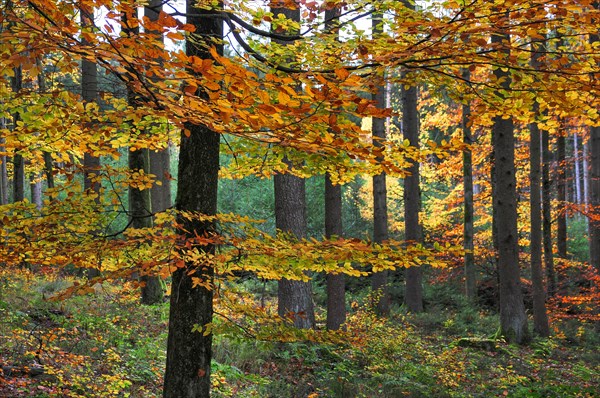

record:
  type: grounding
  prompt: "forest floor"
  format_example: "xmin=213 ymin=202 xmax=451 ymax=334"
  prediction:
xmin=0 ymin=267 xmax=598 ymax=398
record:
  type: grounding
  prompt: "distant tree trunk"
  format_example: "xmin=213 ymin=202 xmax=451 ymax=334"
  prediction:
xmin=584 ymin=139 xmax=591 ymax=233
xmin=402 ymin=81 xmax=423 ymax=313
xmin=37 ymin=59 xmax=55 ymax=191
xmin=30 ymin=174 xmax=42 ymax=210
xmin=271 ymin=2 xmax=315 ymax=329
xmin=542 ymin=128 xmax=557 ymax=296
xmin=325 ymin=174 xmax=345 ymax=329
xmin=491 ymin=30 xmax=529 ymax=344
xmin=557 ymin=125 xmax=567 ymax=259
xmin=324 ymin=3 xmax=345 ymax=331
xmin=529 ymin=43 xmax=550 ymax=337
xmin=11 ymin=66 xmax=24 ymax=203
xmin=162 ymin=2 xmax=222 ymax=396
xmin=0 ymin=133 xmax=7 ymax=205
xmin=574 ymin=132 xmax=582 ymax=207
xmin=370 ymin=11 xmax=390 ymax=317
xmin=80 ymin=4 xmax=100 ymax=279
xmin=590 ymin=17 xmax=600 ymax=273
xmin=130 ymin=0 xmax=165 ymax=306
xmin=462 ymin=71 xmax=476 ymax=301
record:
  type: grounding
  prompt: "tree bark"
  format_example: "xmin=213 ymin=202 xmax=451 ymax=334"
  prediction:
xmin=324 ymin=4 xmax=345 ymax=331
xmin=370 ymin=11 xmax=390 ymax=316
xmin=529 ymin=42 xmax=550 ymax=336
xmin=0 ymin=135 xmax=7 ymax=205
xmin=542 ymin=128 xmax=557 ymax=296
xmin=325 ymin=173 xmax=345 ymax=330
xmin=162 ymin=3 xmax=222 ymax=397
xmin=272 ymin=2 xmax=315 ymax=329
xmin=80 ymin=4 xmax=100 ymax=279
xmin=557 ymin=125 xmax=568 ymax=259
xmin=11 ymin=66 xmax=24 ymax=203
xmin=462 ymin=71 xmax=476 ymax=301
xmin=491 ymin=31 xmax=529 ymax=344
xmin=402 ymin=81 xmax=423 ymax=313
xmin=574 ymin=132 xmax=582 ymax=206
xmin=589 ymin=20 xmax=600 ymax=273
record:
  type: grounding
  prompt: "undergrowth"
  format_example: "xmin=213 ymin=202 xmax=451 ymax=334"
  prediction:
xmin=0 ymin=268 xmax=598 ymax=397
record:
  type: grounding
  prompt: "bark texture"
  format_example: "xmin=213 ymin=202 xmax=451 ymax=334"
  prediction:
xmin=529 ymin=44 xmax=550 ymax=337
xmin=542 ymin=128 xmax=557 ymax=296
xmin=162 ymin=3 xmax=222 ymax=397
xmin=462 ymin=75 xmax=476 ymax=301
xmin=11 ymin=66 xmax=24 ymax=203
xmin=491 ymin=31 xmax=529 ymax=344
xmin=402 ymin=82 xmax=423 ymax=313
xmin=272 ymin=2 xmax=315 ymax=329
xmin=557 ymin=128 xmax=568 ymax=259
xmin=370 ymin=12 xmax=390 ymax=316
xmin=324 ymin=4 xmax=345 ymax=331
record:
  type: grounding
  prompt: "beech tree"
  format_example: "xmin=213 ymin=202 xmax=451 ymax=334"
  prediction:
xmin=162 ymin=1 xmax=222 ymax=396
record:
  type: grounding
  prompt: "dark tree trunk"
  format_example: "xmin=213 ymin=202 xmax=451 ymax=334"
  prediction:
xmin=557 ymin=126 xmax=568 ymax=259
xmin=529 ymin=42 xmax=550 ymax=336
xmin=589 ymin=20 xmax=600 ymax=272
xmin=0 ymin=134 xmax=7 ymax=205
xmin=80 ymin=4 xmax=100 ymax=279
xmin=30 ymin=174 xmax=42 ymax=210
xmin=402 ymin=81 xmax=423 ymax=313
xmin=542 ymin=128 xmax=557 ymax=296
xmin=325 ymin=173 xmax=345 ymax=330
xmin=11 ymin=66 xmax=24 ymax=203
xmin=272 ymin=2 xmax=315 ymax=329
xmin=129 ymin=147 xmax=162 ymax=305
xmin=370 ymin=12 xmax=390 ymax=316
xmin=491 ymin=31 xmax=529 ymax=344
xmin=274 ymin=168 xmax=315 ymax=329
xmin=37 ymin=61 xmax=55 ymax=191
xmin=324 ymin=4 xmax=345 ymax=331
xmin=162 ymin=3 xmax=222 ymax=397
xmin=574 ymin=132 xmax=582 ymax=206
xmin=462 ymin=71 xmax=476 ymax=301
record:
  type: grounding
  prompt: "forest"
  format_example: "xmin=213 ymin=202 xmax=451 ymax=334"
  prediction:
xmin=0 ymin=0 xmax=599 ymax=396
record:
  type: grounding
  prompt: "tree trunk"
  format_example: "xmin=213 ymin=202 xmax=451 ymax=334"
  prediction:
xmin=584 ymin=139 xmax=590 ymax=234
xmin=542 ymin=128 xmax=557 ymax=296
xmin=0 ymin=135 xmax=7 ymax=205
xmin=589 ymin=18 xmax=600 ymax=273
xmin=11 ymin=66 xmax=24 ymax=203
xmin=574 ymin=132 xmax=582 ymax=206
xmin=324 ymin=4 xmax=345 ymax=331
xmin=162 ymin=3 xmax=222 ymax=397
xmin=370 ymin=12 xmax=390 ymax=316
xmin=402 ymin=81 xmax=423 ymax=313
xmin=37 ymin=60 xmax=55 ymax=191
xmin=462 ymin=71 xmax=476 ymax=301
xmin=491 ymin=31 xmax=529 ymax=344
xmin=30 ymin=174 xmax=42 ymax=210
xmin=80 ymin=4 xmax=100 ymax=279
xmin=557 ymin=125 xmax=567 ymax=259
xmin=325 ymin=173 xmax=345 ymax=330
xmin=272 ymin=2 xmax=315 ymax=329
xmin=529 ymin=43 xmax=550 ymax=336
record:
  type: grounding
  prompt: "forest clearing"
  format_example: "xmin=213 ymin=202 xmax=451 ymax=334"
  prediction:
xmin=1 ymin=0 xmax=600 ymax=396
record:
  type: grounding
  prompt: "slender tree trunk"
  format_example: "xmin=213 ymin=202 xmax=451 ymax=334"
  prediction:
xmin=370 ymin=11 xmax=390 ymax=316
xmin=30 ymin=174 xmax=42 ymax=210
xmin=403 ymin=81 xmax=423 ymax=313
xmin=557 ymin=125 xmax=568 ymax=259
xmin=542 ymin=128 xmax=557 ymax=296
xmin=491 ymin=30 xmax=529 ymax=344
xmin=584 ymin=139 xmax=590 ymax=234
xmin=574 ymin=132 xmax=582 ymax=206
xmin=0 ymin=134 xmax=7 ymax=205
xmin=324 ymin=2 xmax=345 ymax=332
xmin=163 ymin=3 xmax=222 ymax=396
xmin=529 ymin=43 xmax=550 ymax=336
xmin=462 ymin=71 xmax=476 ymax=301
xmin=37 ymin=59 xmax=55 ymax=191
xmin=11 ymin=66 xmax=24 ymax=203
xmin=80 ymin=4 xmax=100 ymax=279
xmin=590 ymin=15 xmax=600 ymax=273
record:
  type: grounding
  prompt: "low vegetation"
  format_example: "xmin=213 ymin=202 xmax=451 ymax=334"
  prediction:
xmin=1 ymin=267 xmax=597 ymax=398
